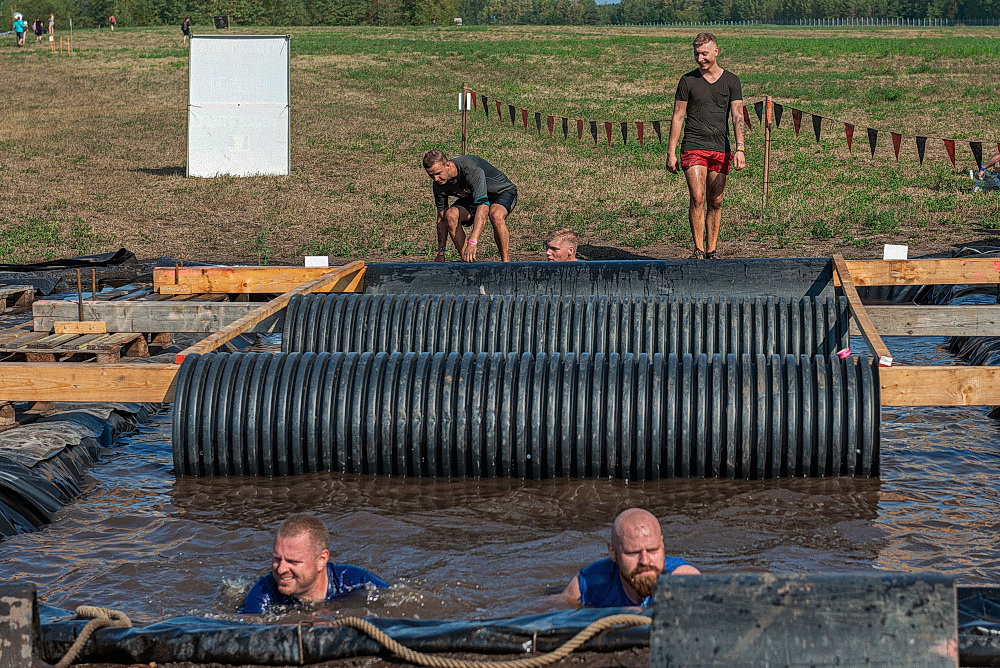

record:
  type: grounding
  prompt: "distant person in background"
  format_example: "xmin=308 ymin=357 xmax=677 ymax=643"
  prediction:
xmin=32 ymin=17 xmax=43 ymax=42
xmin=48 ymin=13 xmax=54 ymax=38
xmin=109 ymin=14 xmax=116 ymax=30
xmin=422 ymin=149 xmax=517 ymax=263
xmin=545 ymin=228 xmax=580 ymax=262
xmin=239 ymin=513 xmax=389 ymax=614
xmin=666 ymin=32 xmax=746 ymax=260
xmin=13 ymin=14 xmax=27 ymax=46
xmin=562 ymin=508 xmax=700 ymax=608
xmin=181 ymin=17 xmax=191 ymax=45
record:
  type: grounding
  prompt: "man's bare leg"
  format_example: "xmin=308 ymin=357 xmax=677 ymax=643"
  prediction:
xmin=704 ymin=170 xmax=728 ymax=254
xmin=683 ymin=165 xmax=709 ymax=252
xmin=489 ymin=204 xmax=511 ymax=262
xmin=444 ymin=206 xmax=470 ymax=253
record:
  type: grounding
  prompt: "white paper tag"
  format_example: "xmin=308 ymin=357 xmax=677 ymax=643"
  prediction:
xmin=878 ymin=355 xmax=893 ymax=367
xmin=304 ymin=255 xmax=329 ymax=267
xmin=882 ymin=244 xmax=908 ymax=260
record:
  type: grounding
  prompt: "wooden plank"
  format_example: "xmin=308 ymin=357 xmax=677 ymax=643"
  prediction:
xmin=834 ymin=255 xmax=893 ymax=366
xmin=843 ymin=257 xmax=1000 ymax=286
xmin=880 ymin=365 xmax=1000 ymax=406
xmin=33 ymin=300 xmax=282 ymax=334
xmin=54 ymin=321 xmax=107 ymax=334
xmin=649 ymin=573 xmax=957 ymax=668
xmin=153 ymin=264 xmax=367 ymax=294
xmin=1 ymin=331 xmax=52 ymax=348
xmin=175 ymin=261 xmax=365 ymax=363
xmin=29 ymin=333 xmax=79 ymax=348
xmin=0 ymin=363 xmax=179 ymax=402
xmin=860 ymin=305 xmax=1000 ymax=337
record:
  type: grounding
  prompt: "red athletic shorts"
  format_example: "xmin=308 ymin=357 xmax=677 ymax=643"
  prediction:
xmin=681 ymin=150 xmax=733 ymax=175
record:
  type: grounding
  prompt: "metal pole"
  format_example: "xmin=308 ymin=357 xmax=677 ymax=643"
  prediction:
xmin=762 ymin=94 xmax=772 ymax=208
xmin=461 ymin=81 xmax=468 ymax=155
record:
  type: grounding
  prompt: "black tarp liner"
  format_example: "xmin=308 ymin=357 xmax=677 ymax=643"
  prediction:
xmin=37 ymin=586 xmax=1000 ymax=665
xmin=362 ymin=259 xmax=837 ymax=298
xmin=0 ymin=248 xmax=136 ymax=273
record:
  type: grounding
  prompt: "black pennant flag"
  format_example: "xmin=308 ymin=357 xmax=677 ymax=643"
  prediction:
xmin=754 ymin=101 xmax=764 ymax=123
xmin=482 ymin=95 xmax=488 ymax=117
xmin=773 ymin=103 xmax=783 ymax=129
xmin=916 ymin=136 xmax=927 ymax=165
xmin=621 ymin=122 xmax=628 ymax=144
xmin=652 ymin=121 xmax=663 ymax=143
xmin=812 ymin=115 xmax=822 ymax=143
xmin=508 ymin=104 xmax=516 ymax=126
xmin=971 ymin=141 xmax=984 ymax=169
xmin=535 ymin=112 xmax=542 ymax=134
xmin=867 ymin=128 xmax=878 ymax=157
xmin=589 ymin=121 xmax=598 ymax=144
xmin=562 ymin=117 xmax=568 ymax=140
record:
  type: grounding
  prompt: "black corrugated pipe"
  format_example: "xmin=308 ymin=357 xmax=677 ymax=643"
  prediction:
xmin=173 ymin=352 xmax=879 ymax=481
xmin=281 ymin=294 xmax=851 ymax=358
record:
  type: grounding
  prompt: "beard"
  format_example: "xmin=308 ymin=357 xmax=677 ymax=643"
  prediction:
xmin=623 ymin=563 xmax=663 ymax=599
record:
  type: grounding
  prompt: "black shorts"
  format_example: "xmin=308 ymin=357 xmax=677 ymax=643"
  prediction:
xmin=452 ymin=189 xmax=518 ymax=226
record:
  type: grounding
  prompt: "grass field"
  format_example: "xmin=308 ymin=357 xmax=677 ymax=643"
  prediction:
xmin=2 ymin=24 xmax=1000 ymax=264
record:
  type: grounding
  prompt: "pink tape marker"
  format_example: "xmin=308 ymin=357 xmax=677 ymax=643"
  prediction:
xmin=836 ymin=348 xmax=851 ymax=359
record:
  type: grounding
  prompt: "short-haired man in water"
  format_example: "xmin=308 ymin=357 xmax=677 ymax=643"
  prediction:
xmin=423 ymin=149 xmax=516 ymax=263
xmin=562 ymin=508 xmax=699 ymax=607
xmin=545 ymin=228 xmax=579 ymax=262
xmin=239 ymin=513 xmax=388 ymax=614
xmin=666 ymin=32 xmax=747 ymax=260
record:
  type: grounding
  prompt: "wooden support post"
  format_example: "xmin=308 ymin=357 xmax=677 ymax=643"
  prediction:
xmin=461 ymin=81 xmax=469 ymax=155
xmin=833 ymin=254 xmax=893 ymax=366
xmin=762 ymin=95 xmax=772 ymax=207
xmin=0 ymin=363 xmax=179 ymax=402
xmin=0 ymin=582 xmax=40 ymax=668
xmin=175 ymin=261 xmax=365 ymax=364
xmin=153 ymin=264 xmax=366 ymax=294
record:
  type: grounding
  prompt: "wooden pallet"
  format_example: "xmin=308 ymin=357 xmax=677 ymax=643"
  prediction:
xmin=0 ymin=330 xmax=149 ymax=363
xmin=0 ymin=285 xmax=33 ymax=314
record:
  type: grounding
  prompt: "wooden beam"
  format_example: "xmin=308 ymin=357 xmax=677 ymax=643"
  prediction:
xmin=880 ymin=365 xmax=1000 ymax=406
xmin=175 ymin=261 xmax=364 ymax=363
xmin=0 ymin=363 xmax=179 ymax=402
xmin=834 ymin=255 xmax=893 ymax=367
xmin=33 ymin=301 xmax=284 ymax=333
xmin=153 ymin=264 xmax=366 ymax=294
xmin=858 ymin=305 xmax=1000 ymax=337
xmin=842 ymin=257 xmax=1000 ymax=286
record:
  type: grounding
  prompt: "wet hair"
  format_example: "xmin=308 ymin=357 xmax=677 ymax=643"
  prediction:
xmin=546 ymin=227 xmax=579 ymax=247
xmin=277 ymin=513 xmax=329 ymax=554
xmin=422 ymin=149 xmax=449 ymax=169
xmin=693 ymin=32 xmax=717 ymax=48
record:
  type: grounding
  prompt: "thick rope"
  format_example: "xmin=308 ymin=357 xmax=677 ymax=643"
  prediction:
xmin=326 ymin=613 xmax=651 ymax=668
xmin=54 ymin=606 xmax=132 ymax=668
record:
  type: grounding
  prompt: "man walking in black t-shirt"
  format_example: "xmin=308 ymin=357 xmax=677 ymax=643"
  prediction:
xmin=423 ymin=149 xmax=517 ymax=262
xmin=666 ymin=33 xmax=746 ymax=260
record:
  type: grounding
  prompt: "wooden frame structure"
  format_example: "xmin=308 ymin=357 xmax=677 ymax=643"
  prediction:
xmin=2 ymin=257 xmax=1000 ymax=407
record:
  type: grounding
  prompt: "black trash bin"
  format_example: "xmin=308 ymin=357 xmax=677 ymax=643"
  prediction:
xmin=213 ymin=15 xmax=229 ymax=28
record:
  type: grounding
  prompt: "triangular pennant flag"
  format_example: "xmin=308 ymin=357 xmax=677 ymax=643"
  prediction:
xmin=547 ymin=115 xmax=554 ymax=138
xmin=482 ymin=95 xmax=489 ymax=117
xmin=792 ymin=109 xmax=802 ymax=137
xmin=970 ymin=141 xmax=984 ymax=169
xmin=590 ymin=121 xmax=598 ymax=144
xmin=535 ymin=112 xmax=541 ymax=134
xmin=996 ymin=142 xmax=1000 ymax=155
xmin=754 ymin=101 xmax=764 ymax=123
xmin=604 ymin=122 xmax=613 ymax=145
xmin=576 ymin=119 xmax=584 ymax=142
xmin=916 ymin=136 xmax=927 ymax=165
xmin=521 ymin=108 xmax=528 ymax=131
xmin=891 ymin=132 xmax=902 ymax=161
xmin=495 ymin=100 xmax=502 ymax=121
xmin=812 ymin=115 xmax=822 ymax=143
xmin=652 ymin=121 xmax=662 ymax=143
xmin=743 ymin=106 xmax=753 ymax=131
xmin=508 ymin=104 xmax=515 ymax=126
xmin=773 ymin=103 xmax=783 ymax=129
xmin=867 ymin=128 xmax=878 ymax=157
xmin=637 ymin=121 xmax=645 ymax=146
xmin=844 ymin=123 xmax=855 ymax=152
xmin=562 ymin=117 xmax=568 ymax=140
xmin=471 ymin=90 xmax=477 ymax=111
xmin=620 ymin=122 xmax=628 ymax=144
xmin=943 ymin=139 xmax=956 ymax=167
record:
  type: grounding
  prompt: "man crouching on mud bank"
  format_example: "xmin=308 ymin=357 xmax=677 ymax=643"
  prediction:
xmin=423 ymin=149 xmax=517 ymax=262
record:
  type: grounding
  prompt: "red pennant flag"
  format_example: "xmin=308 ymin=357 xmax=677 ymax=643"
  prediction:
xmin=576 ymin=119 xmax=584 ymax=142
xmin=943 ymin=139 xmax=956 ymax=166
xmin=742 ymin=106 xmax=752 ymax=131
xmin=495 ymin=100 xmax=502 ymax=121
xmin=867 ymin=128 xmax=878 ymax=157
xmin=604 ymin=122 xmax=613 ymax=145
xmin=521 ymin=108 xmax=528 ymax=131
xmin=637 ymin=121 xmax=645 ymax=146
xmin=891 ymin=132 xmax=902 ymax=161
xmin=547 ymin=115 xmax=554 ymax=138
xmin=792 ymin=109 xmax=802 ymax=137
xmin=471 ymin=90 xmax=477 ymax=111
xmin=844 ymin=123 xmax=855 ymax=152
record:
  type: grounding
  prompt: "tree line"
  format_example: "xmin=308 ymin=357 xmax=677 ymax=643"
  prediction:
xmin=10 ymin=0 xmax=997 ymax=30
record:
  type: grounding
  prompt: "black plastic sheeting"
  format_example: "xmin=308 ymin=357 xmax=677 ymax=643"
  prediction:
xmin=0 ymin=248 xmax=136 ymax=273
xmin=35 ymin=586 xmax=1000 ymax=666
xmin=281 ymin=294 xmax=852 ymax=358
xmin=362 ymin=259 xmax=837 ymax=298
xmin=172 ymin=351 xmax=879 ymax=480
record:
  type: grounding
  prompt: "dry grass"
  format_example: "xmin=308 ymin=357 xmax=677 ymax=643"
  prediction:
xmin=2 ymin=24 xmax=999 ymax=264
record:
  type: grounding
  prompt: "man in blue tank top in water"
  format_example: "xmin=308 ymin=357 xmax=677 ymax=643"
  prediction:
xmin=562 ymin=508 xmax=700 ymax=608
xmin=239 ymin=513 xmax=388 ymax=614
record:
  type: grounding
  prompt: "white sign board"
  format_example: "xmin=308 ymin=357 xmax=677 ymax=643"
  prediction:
xmin=187 ymin=35 xmax=290 ymax=177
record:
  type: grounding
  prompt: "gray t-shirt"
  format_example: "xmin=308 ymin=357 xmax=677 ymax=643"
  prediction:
xmin=675 ymin=69 xmax=743 ymax=153
xmin=433 ymin=154 xmax=517 ymax=211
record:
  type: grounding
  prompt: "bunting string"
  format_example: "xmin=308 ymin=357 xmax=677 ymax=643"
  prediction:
xmin=467 ymin=87 xmax=996 ymax=169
